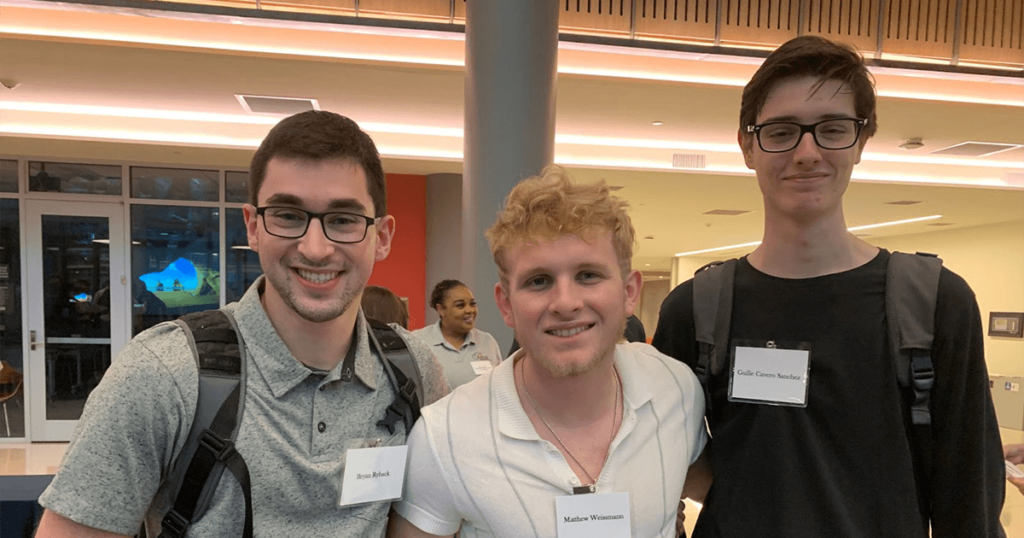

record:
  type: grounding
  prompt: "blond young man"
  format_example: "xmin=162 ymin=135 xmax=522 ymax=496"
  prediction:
xmin=388 ymin=166 xmax=707 ymax=538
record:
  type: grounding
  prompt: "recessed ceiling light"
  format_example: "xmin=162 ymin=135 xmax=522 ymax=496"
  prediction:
xmin=652 ymin=121 xmax=663 ymax=126
xmin=645 ymin=263 xmax=651 ymax=266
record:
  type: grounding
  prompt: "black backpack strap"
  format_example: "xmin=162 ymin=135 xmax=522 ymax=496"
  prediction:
xmin=366 ymin=320 xmax=423 ymax=436
xmin=159 ymin=310 xmax=252 ymax=538
xmin=691 ymin=259 xmax=736 ymax=422
xmin=887 ymin=252 xmax=942 ymax=426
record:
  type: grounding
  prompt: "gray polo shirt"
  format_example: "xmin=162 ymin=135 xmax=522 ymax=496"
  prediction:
xmin=412 ymin=321 xmax=503 ymax=389
xmin=39 ymin=276 xmax=449 ymax=537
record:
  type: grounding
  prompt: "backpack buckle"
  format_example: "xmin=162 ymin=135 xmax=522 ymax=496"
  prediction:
xmin=160 ymin=509 xmax=190 ymax=538
xmin=911 ymin=353 xmax=934 ymax=391
xmin=198 ymin=430 xmax=234 ymax=461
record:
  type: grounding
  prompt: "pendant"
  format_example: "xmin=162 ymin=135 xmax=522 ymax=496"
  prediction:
xmin=573 ymin=484 xmax=596 ymax=495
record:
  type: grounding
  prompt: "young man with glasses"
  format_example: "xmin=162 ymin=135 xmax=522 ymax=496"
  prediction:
xmin=36 ymin=111 xmax=449 ymax=537
xmin=653 ymin=36 xmax=1005 ymax=537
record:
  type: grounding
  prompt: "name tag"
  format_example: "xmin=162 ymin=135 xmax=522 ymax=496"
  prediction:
xmin=338 ymin=445 xmax=408 ymax=507
xmin=729 ymin=342 xmax=810 ymax=407
xmin=470 ymin=360 xmax=494 ymax=375
xmin=555 ymin=492 xmax=631 ymax=538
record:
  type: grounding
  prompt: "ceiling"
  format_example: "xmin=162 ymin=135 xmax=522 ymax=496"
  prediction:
xmin=1 ymin=0 xmax=1022 ymax=272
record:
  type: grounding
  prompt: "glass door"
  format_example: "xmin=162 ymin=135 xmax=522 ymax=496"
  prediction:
xmin=25 ymin=201 xmax=128 ymax=441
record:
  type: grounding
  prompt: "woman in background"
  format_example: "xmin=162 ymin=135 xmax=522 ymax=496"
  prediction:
xmin=361 ymin=285 xmax=409 ymax=329
xmin=412 ymin=280 xmax=502 ymax=389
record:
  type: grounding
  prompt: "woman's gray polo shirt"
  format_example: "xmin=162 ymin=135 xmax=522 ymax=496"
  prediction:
xmin=39 ymin=276 xmax=449 ymax=537
xmin=412 ymin=321 xmax=504 ymax=389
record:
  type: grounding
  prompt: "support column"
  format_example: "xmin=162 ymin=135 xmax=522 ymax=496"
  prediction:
xmin=462 ymin=0 xmax=559 ymax=353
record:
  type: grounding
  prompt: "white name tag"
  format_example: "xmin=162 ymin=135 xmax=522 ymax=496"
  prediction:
xmin=555 ymin=492 xmax=631 ymax=538
xmin=729 ymin=346 xmax=810 ymax=407
xmin=338 ymin=445 xmax=408 ymax=507
xmin=470 ymin=360 xmax=494 ymax=375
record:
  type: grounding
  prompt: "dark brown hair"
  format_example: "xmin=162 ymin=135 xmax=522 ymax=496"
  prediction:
xmin=740 ymin=36 xmax=878 ymax=139
xmin=361 ymin=285 xmax=408 ymax=329
xmin=249 ymin=111 xmax=387 ymax=218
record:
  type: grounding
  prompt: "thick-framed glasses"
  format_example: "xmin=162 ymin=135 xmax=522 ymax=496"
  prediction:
xmin=255 ymin=206 xmax=378 ymax=244
xmin=746 ymin=118 xmax=868 ymax=153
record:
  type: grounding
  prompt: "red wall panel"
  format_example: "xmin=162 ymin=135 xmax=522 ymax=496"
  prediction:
xmin=368 ymin=173 xmax=427 ymax=329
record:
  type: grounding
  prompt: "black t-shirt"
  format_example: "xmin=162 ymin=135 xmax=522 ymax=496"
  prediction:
xmin=653 ymin=250 xmax=1005 ymax=538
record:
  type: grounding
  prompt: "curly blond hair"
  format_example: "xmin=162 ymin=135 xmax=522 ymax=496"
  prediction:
xmin=486 ymin=165 xmax=636 ymax=281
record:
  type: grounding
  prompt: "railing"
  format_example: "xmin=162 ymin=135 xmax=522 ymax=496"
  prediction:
xmin=137 ymin=0 xmax=1024 ymax=69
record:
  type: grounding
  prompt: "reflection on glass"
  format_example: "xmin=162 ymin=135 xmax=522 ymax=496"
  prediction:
xmin=0 ymin=160 xmax=17 ymax=193
xmin=41 ymin=215 xmax=112 ymax=421
xmin=131 ymin=205 xmax=220 ymax=335
xmin=131 ymin=167 xmax=218 ymax=202
xmin=225 ymin=171 xmax=250 ymax=203
xmin=226 ymin=208 xmax=261 ymax=303
xmin=28 ymin=162 xmax=121 ymax=195
xmin=0 ymin=199 xmax=24 ymax=436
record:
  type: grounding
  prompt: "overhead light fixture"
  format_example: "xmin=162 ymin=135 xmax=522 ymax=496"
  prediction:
xmin=899 ymin=138 xmax=924 ymax=150
xmin=652 ymin=121 xmax=664 ymax=126
xmin=676 ymin=215 xmax=943 ymax=256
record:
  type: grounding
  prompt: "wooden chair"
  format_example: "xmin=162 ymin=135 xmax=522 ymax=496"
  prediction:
xmin=0 ymin=360 xmax=25 ymax=437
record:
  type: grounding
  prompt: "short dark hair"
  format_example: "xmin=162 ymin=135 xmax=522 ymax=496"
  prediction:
xmin=361 ymin=285 xmax=409 ymax=329
xmin=740 ymin=36 xmax=878 ymax=139
xmin=429 ymin=279 xmax=467 ymax=310
xmin=249 ymin=111 xmax=387 ymax=218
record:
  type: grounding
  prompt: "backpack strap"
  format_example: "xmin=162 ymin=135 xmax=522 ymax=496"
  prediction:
xmin=366 ymin=320 xmax=423 ymax=436
xmin=692 ymin=259 xmax=736 ymax=422
xmin=158 ymin=310 xmax=253 ymax=538
xmin=886 ymin=251 xmax=942 ymax=426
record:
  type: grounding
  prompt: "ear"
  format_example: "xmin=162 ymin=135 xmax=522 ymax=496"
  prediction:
xmin=243 ymin=204 xmax=260 ymax=254
xmin=374 ymin=215 xmax=396 ymax=262
xmin=622 ymin=269 xmax=643 ymax=317
xmin=495 ymin=281 xmax=516 ymax=329
xmin=854 ymin=137 xmax=868 ymax=165
xmin=738 ymin=130 xmax=757 ymax=170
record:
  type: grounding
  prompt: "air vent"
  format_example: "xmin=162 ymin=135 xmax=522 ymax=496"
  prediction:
xmin=236 ymin=95 xmax=320 ymax=115
xmin=885 ymin=200 xmax=922 ymax=206
xmin=927 ymin=223 xmax=955 ymax=226
xmin=672 ymin=153 xmax=707 ymax=169
xmin=703 ymin=209 xmax=750 ymax=216
xmin=930 ymin=142 xmax=1022 ymax=157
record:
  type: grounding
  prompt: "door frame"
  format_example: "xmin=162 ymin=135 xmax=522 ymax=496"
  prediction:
xmin=24 ymin=199 xmax=129 ymax=442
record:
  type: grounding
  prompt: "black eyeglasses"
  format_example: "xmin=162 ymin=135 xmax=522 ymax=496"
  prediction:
xmin=255 ymin=206 xmax=377 ymax=244
xmin=746 ymin=118 xmax=868 ymax=153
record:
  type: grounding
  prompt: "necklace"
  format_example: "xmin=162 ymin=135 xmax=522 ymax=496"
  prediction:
xmin=519 ymin=359 xmax=620 ymax=494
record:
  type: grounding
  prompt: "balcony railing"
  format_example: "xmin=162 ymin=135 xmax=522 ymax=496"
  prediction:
xmin=135 ymin=0 xmax=1024 ymax=69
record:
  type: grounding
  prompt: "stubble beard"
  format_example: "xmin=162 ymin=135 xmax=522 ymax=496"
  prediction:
xmin=269 ymin=261 xmax=362 ymax=323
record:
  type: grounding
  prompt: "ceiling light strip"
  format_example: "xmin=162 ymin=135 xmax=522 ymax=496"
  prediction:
xmin=675 ymin=215 xmax=943 ymax=256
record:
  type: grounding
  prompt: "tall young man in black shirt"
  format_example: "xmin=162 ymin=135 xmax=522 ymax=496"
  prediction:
xmin=654 ymin=36 xmax=1006 ymax=537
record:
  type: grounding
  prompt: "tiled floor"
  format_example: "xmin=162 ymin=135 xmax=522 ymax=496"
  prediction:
xmin=3 ymin=435 xmax=1022 ymax=536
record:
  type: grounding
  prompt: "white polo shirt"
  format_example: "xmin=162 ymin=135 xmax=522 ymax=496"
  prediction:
xmin=393 ymin=342 xmax=707 ymax=538
xmin=411 ymin=321 xmax=503 ymax=389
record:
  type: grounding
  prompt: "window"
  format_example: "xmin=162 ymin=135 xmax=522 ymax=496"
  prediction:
xmin=225 ymin=208 xmax=261 ymax=303
xmin=131 ymin=167 xmax=218 ymax=202
xmin=130 ymin=205 xmax=220 ymax=335
xmin=1 ymin=199 xmax=25 ymax=437
xmin=226 ymin=171 xmax=250 ymax=203
xmin=28 ymin=162 xmax=121 ymax=195
xmin=0 ymin=160 xmax=17 ymax=193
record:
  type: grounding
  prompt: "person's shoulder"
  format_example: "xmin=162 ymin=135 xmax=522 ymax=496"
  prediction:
xmin=935 ymin=264 xmax=976 ymax=304
xmin=123 ymin=320 xmax=198 ymax=380
xmin=392 ymin=324 xmax=451 ymax=403
xmin=618 ymin=342 xmax=698 ymax=385
xmin=659 ymin=277 xmax=695 ymax=317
